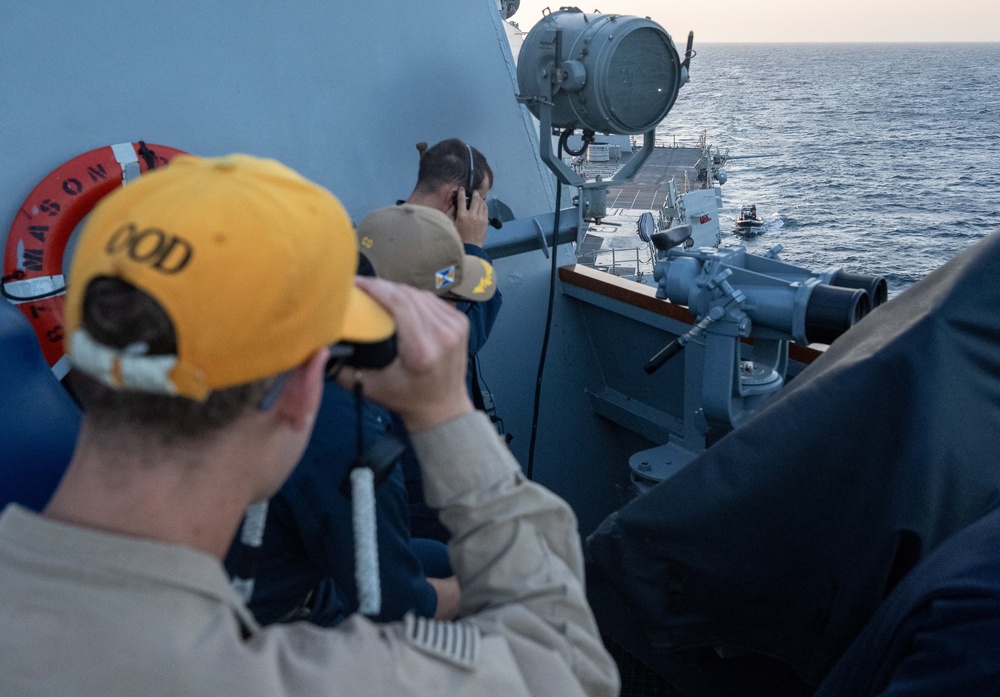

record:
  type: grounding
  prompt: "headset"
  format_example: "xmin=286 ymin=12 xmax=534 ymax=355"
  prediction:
xmin=461 ymin=142 xmax=503 ymax=229
xmin=465 ymin=143 xmax=475 ymax=208
xmin=452 ymin=143 xmax=475 ymax=211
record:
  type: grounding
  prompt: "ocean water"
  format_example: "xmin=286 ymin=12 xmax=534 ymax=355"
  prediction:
xmin=652 ymin=43 xmax=1000 ymax=295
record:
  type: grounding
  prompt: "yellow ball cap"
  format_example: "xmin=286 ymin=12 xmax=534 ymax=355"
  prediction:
xmin=65 ymin=154 xmax=394 ymax=400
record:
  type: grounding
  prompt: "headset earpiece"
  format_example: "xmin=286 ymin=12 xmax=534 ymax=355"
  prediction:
xmin=466 ymin=144 xmax=474 ymax=208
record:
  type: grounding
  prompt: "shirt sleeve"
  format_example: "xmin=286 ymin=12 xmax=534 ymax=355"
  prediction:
xmin=410 ymin=411 xmax=620 ymax=697
xmin=253 ymin=410 xmax=619 ymax=697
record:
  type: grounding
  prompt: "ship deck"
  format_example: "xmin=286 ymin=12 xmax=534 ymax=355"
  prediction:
xmin=581 ymin=146 xmax=706 ymax=211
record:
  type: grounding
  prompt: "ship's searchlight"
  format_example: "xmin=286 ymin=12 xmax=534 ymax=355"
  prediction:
xmin=515 ymin=8 xmax=694 ymax=230
xmin=517 ymin=9 xmax=683 ymax=135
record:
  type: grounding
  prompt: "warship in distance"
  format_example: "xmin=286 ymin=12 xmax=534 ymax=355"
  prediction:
xmin=3 ymin=2 xmax=1000 ymax=696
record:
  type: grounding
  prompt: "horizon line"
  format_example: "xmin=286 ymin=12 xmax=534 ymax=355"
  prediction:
xmin=664 ymin=39 xmax=1000 ymax=44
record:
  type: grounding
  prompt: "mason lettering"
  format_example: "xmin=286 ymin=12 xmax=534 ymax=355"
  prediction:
xmin=105 ymin=222 xmax=194 ymax=274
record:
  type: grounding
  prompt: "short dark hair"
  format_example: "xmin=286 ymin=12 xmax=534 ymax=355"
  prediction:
xmin=414 ymin=139 xmax=493 ymax=195
xmin=72 ymin=276 xmax=272 ymax=446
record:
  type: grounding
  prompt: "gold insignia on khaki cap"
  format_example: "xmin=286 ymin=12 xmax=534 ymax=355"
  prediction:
xmin=356 ymin=204 xmax=496 ymax=302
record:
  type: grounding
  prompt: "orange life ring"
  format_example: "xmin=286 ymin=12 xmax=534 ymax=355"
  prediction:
xmin=2 ymin=142 xmax=187 ymax=378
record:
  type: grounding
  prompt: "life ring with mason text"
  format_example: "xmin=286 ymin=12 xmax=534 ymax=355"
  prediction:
xmin=2 ymin=142 xmax=187 ymax=378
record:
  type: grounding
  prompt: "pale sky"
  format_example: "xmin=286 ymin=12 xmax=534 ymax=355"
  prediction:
xmin=510 ymin=1 xmax=1000 ymax=42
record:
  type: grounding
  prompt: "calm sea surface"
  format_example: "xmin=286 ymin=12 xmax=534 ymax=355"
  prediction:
xmin=653 ymin=43 xmax=1000 ymax=294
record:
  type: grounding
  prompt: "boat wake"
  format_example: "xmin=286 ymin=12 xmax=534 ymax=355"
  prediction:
xmin=763 ymin=213 xmax=784 ymax=231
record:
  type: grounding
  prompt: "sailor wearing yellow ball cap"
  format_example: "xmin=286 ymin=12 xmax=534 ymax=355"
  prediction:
xmin=0 ymin=153 xmax=617 ymax=697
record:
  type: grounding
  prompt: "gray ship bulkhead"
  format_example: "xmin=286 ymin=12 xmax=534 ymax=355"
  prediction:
xmin=1 ymin=0 xmax=746 ymax=533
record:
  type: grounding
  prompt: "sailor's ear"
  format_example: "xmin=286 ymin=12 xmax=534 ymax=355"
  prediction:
xmin=442 ymin=185 xmax=462 ymax=214
xmin=276 ymin=348 xmax=328 ymax=432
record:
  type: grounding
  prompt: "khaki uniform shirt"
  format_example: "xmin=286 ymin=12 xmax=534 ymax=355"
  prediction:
xmin=0 ymin=412 xmax=618 ymax=696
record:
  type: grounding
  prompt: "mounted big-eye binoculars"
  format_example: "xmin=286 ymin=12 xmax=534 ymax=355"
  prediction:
xmin=630 ymin=229 xmax=888 ymax=491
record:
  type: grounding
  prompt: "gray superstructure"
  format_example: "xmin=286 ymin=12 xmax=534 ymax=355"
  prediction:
xmin=0 ymin=0 xmax=701 ymax=533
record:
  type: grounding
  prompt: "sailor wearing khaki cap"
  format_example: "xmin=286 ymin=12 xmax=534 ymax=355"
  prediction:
xmin=357 ymin=203 xmax=496 ymax=302
xmin=358 ymin=201 xmax=504 ymax=543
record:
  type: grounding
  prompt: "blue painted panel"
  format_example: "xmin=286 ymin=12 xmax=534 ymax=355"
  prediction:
xmin=0 ymin=0 xmax=554 ymax=251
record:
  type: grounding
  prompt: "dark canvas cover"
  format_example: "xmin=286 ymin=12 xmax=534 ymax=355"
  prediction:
xmin=586 ymin=231 xmax=1000 ymax=694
